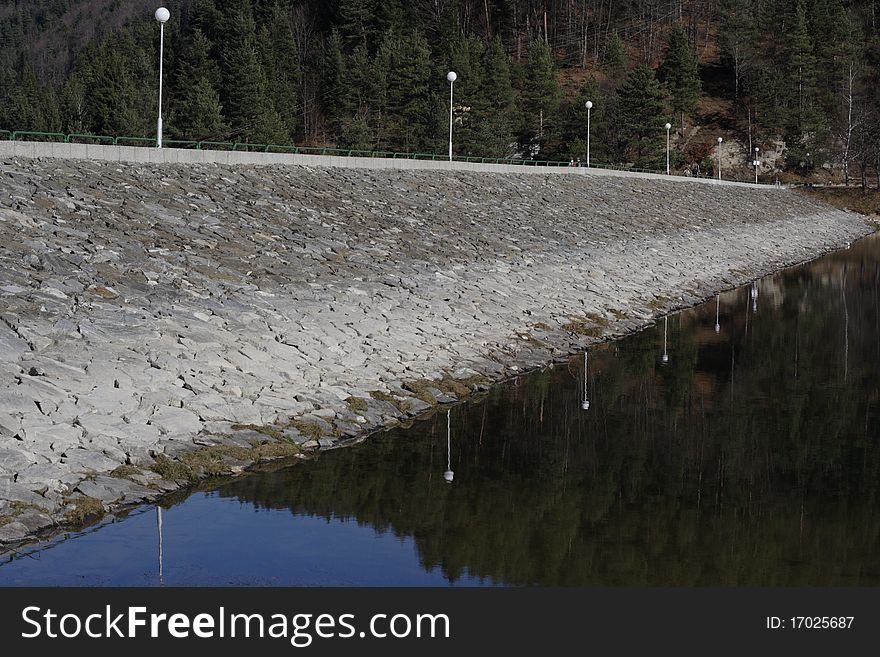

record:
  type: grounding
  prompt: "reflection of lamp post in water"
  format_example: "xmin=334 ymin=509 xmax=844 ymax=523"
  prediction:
xmin=751 ymin=282 xmax=758 ymax=313
xmin=661 ymin=315 xmax=669 ymax=364
xmin=715 ymin=294 xmax=721 ymax=333
xmin=157 ymin=505 xmax=164 ymax=585
xmin=581 ymin=351 xmax=590 ymax=410
xmin=443 ymin=410 xmax=454 ymax=483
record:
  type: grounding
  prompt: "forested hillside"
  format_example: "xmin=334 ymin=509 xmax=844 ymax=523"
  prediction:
xmin=0 ymin=1 xmax=878 ymax=182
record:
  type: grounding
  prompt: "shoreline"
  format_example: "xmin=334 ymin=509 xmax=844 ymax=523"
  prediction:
xmin=0 ymin=155 xmax=874 ymax=549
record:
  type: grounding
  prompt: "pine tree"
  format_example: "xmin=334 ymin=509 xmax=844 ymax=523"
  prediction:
xmin=338 ymin=108 xmax=376 ymax=151
xmin=447 ymin=34 xmax=487 ymax=156
xmin=719 ymin=0 xmax=757 ymax=102
xmin=169 ymin=29 xmax=227 ymax=141
xmin=602 ymin=32 xmax=628 ymax=85
xmin=218 ymin=1 xmax=284 ymax=144
xmin=555 ymin=78 xmax=604 ymax=163
xmin=259 ymin=7 xmax=300 ymax=142
xmin=0 ymin=61 xmax=45 ymax=131
xmin=478 ymin=37 xmax=518 ymax=157
xmin=520 ymin=39 xmax=561 ymax=154
xmin=785 ymin=0 xmax=821 ymax=141
xmin=338 ymin=0 xmax=378 ymax=51
xmin=618 ymin=64 xmax=669 ymax=166
xmin=61 ymin=73 xmax=88 ymax=134
xmin=83 ymin=44 xmax=142 ymax=135
xmin=322 ymin=29 xmax=350 ymax=131
xmin=375 ymin=29 xmax=436 ymax=152
xmin=658 ymin=24 xmax=701 ymax=131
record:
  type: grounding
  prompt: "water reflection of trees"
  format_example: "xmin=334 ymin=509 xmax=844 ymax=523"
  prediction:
xmin=221 ymin=239 xmax=880 ymax=586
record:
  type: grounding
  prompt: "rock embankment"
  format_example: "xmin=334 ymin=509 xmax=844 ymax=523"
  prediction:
xmin=0 ymin=156 xmax=873 ymax=545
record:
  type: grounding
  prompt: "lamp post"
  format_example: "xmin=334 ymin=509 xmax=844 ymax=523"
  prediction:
xmin=664 ymin=122 xmax=672 ymax=175
xmin=155 ymin=7 xmax=170 ymax=148
xmin=446 ymin=71 xmax=457 ymax=162
xmin=585 ymin=100 xmax=593 ymax=168
xmin=753 ymin=147 xmax=760 ymax=184
xmin=716 ymin=136 xmax=723 ymax=180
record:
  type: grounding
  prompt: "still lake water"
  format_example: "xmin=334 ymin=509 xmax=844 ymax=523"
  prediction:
xmin=2 ymin=234 xmax=879 ymax=586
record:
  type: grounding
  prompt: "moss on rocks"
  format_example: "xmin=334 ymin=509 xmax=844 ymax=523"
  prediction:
xmin=150 ymin=441 xmax=301 ymax=484
xmin=230 ymin=423 xmax=285 ymax=440
xmin=563 ymin=313 xmax=610 ymax=338
xmin=109 ymin=464 xmax=141 ymax=479
xmin=288 ymin=419 xmax=327 ymax=440
xmin=345 ymin=397 xmax=369 ymax=413
xmin=369 ymin=390 xmax=413 ymax=414
xmin=64 ymin=496 xmax=105 ymax=526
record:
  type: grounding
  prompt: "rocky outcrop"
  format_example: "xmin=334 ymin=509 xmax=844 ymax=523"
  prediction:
xmin=0 ymin=155 xmax=873 ymax=545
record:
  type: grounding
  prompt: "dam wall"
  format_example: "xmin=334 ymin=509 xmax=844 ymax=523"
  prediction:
xmin=0 ymin=147 xmax=872 ymax=544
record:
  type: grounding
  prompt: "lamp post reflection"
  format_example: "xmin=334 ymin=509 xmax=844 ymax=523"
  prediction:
xmin=661 ymin=315 xmax=669 ymax=364
xmin=715 ymin=294 xmax=721 ymax=333
xmin=751 ymin=282 xmax=759 ymax=313
xmin=157 ymin=505 xmax=164 ymax=585
xmin=581 ymin=351 xmax=590 ymax=410
xmin=443 ymin=410 xmax=454 ymax=483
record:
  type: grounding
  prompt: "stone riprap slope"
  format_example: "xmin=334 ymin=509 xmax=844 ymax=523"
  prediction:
xmin=0 ymin=157 xmax=872 ymax=545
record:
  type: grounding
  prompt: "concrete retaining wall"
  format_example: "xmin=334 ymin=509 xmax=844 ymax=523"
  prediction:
xmin=0 ymin=139 xmax=766 ymax=188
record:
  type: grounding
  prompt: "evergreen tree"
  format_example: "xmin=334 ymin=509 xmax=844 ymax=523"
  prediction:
xmin=338 ymin=0 xmax=377 ymax=51
xmin=448 ymin=34 xmax=487 ymax=156
xmin=719 ymin=0 xmax=758 ymax=102
xmin=520 ymin=39 xmax=561 ymax=154
xmin=60 ymin=74 xmax=88 ymax=134
xmin=83 ymin=44 xmax=142 ymax=135
xmin=338 ymin=108 xmax=376 ymax=151
xmin=218 ymin=1 xmax=284 ymax=144
xmin=602 ymin=32 xmax=628 ymax=84
xmin=0 ymin=61 xmax=45 ymax=131
xmin=478 ymin=37 xmax=518 ymax=157
xmin=169 ymin=29 xmax=227 ymax=141
xmin=322 ymin=29 xmax=349 ymax=130
xmin=785 ymin=0 xmax=822 ymax=142
xmin=658 ymin=24 xmax=701 ymax=131
xmin=375 ymin=29 xmax=436 ymax=152
xmin=258 ymin=5 xmax=301 ymax=142
xmin=618 ymin=64 xmax=669 ymax=166
xmin=554 ymin=78 xmax=604 ymax=163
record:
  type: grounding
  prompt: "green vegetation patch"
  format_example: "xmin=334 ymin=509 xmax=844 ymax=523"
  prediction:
xmin=563 ymin=313 xmax=610 ymax=338
xmin=109 ymin=464 xmax=141 ymax=479
xmin=402 ymin=380 xmax=441 ymax=405
xmin=64 ymin=496 xmax=105 ymax=527
xmin=369 ymin=390 xmax=413 ymax=414
xmin=150 ymin=442 xmax=301 ymax=484
xmin=402 ymin=374 xmax=492 ymax=405
xmin=345 ymin=397 xmax=369 ymax=413
xmin=288 ymin=419 xmax=328 ymax=440
xmin=230 ymin=423 xmax=285 ymax=440
xmin=646 ymin=296 xmax=670 ymax=312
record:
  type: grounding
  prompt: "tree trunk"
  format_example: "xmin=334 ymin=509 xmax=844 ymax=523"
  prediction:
xmin=544 ymin=11 xmax=549 ymax=47
xmin=484 ymin=0 xmax=492 ymax=40
xmin=843 ymin=62 xmax=855 ymax=187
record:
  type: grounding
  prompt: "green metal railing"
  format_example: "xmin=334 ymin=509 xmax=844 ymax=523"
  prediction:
xmin=0 ymin=128 xmax=741 ymax=182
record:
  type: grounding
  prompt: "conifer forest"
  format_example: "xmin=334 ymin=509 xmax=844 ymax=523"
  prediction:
xmin=1 ymin=0 xmax=878 ymax=182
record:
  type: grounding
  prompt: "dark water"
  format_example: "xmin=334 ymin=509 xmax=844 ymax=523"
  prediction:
xmin=2 ymin=234 xmax=880 ymax=586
